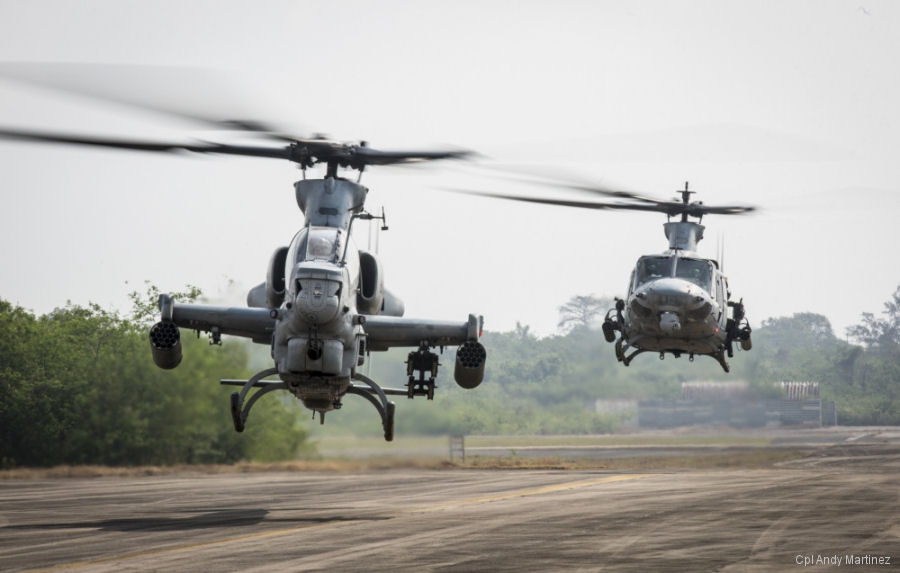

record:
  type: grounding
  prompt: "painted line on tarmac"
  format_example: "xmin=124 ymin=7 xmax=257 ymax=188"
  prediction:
xmin=26 ymin=474 xmax=652 ymax=571
xmin=408 ymin=473 xmax=653 ymax=513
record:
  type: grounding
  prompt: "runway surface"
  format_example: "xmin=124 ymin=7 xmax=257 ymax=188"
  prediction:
xmin=2 ymin=432 xmax=899 ymax=572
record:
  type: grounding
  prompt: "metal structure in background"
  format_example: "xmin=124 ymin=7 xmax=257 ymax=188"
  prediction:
xmin=449 ymin=435 xmax=466 ymax=462
xmin=638 ymin=381 xmax=835 ymax=428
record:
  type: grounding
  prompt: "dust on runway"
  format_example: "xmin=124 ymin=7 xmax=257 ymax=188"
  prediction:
xmin=1 ymin=432 xmax=898 ymax=572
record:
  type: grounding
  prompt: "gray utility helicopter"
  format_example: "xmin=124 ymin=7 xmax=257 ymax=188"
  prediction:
xmin=455 ymin=179 xmax=753 ymax=372
xmin=0 ymin=126 xmax=488 ymax=440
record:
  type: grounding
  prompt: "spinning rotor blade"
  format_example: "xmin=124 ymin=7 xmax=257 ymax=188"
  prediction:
xmin=352 ymin=146 xmax=471 ymax=166
xmin=447 ymin=177 xmax=755 ymax=217
xmin=0 ymin=62 xmax=300 ymax=140
xmin=681 ymin=204 xmax=755 ymax=216
xmin=464 ymin=163 xmax=665 ymax=205
xmin=446 ymin=188 xmax=666 ymax=212
xmin=0 ymin=126 xmax=471 ymax=169
xmin=450 ymin=165 xmax=755 ymax=217
xmin=0 ymin=63 xmax=473 ymax=169
xmin=0 ymin=127 xmax=294 ymax=160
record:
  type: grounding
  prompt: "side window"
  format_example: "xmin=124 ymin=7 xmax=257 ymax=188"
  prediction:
xmin=284 ymin=228 xmax=307 ymax=286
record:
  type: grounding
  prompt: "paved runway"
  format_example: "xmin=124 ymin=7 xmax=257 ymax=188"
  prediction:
xmin=1 ymin=437 xmax=899 ymax=571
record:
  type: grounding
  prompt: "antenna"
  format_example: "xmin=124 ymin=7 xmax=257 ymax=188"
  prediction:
xmin=720 ymin=233 xmax=726 ymax=271
xmin=375 ymin=215 xmax=381 ymax=254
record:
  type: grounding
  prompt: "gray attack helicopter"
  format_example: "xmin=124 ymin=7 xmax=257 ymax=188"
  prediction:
xmin=0 ymin=125 xmax=488 ymax=440
xmin=454 ymin=179 xmax=753 ymax=372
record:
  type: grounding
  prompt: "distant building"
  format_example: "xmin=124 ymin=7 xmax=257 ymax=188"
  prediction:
xmin=635 ymin=380 xmax=836 ymax=429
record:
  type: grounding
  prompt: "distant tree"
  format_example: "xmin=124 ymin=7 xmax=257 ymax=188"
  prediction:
xmin=0 ymin=290 xmax=312 ymax=468
xmin=127 ymin=280 xmax=202 ymax=326
xmin=557 ymin=295 xmax=612 ymax=332
xmin=514 ymin=321 xmax=535 ymax=341
xmin=759 ymin=312 xmax=838 ymax=347
xmin=847 ymin=284 xmax=900 ymax=352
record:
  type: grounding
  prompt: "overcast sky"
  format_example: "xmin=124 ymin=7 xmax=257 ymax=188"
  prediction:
xmin=1 ymin=0 xmax=898 ymax=338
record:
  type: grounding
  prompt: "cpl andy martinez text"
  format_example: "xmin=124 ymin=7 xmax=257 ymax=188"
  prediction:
xmin=796 ymin=554 xmax=891 ymax=567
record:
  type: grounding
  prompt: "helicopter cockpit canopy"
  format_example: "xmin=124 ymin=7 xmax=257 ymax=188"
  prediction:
xmin=303 ymin=227 xmax=343 ymax=263
xmin=283 ymin=226 xmax=350 ymax=283
xmin=634 ymin=255 xmax=713 ymax=293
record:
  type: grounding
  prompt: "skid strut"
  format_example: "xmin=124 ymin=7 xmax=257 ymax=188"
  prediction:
xmin=222 ymin=367 xmax=284 ymax=432
xmin=348 ymin=372 xmax=397 ymax=441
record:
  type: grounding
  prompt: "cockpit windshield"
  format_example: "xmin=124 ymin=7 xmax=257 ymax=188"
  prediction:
xmin=635 ymin=256 xmax=672 ymax=287
xmin=634 ymin=255 xmax=713 ymax=293
xmin=675 ymin=258 xmax=713 ymax=292
xmin=304 ymin=227 xmax=341 ymax=262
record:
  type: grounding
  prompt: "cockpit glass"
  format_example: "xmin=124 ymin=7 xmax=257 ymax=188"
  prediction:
xmin=675 ymin=258 xmax=712 ymax=292
xmin=635 ymin=256 xmax=672 ymax=286
xmin=304 ymin=228 xmax=341 ymax=262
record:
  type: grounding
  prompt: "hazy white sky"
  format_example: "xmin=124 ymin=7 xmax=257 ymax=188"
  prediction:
xmin=1 ymin=0 xmax=898 ymax=338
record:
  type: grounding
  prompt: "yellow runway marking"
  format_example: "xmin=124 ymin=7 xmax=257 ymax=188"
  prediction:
xmin=28 ymin=473 xmax=652 ymax=571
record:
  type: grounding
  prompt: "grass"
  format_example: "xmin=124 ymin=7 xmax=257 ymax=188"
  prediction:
xmin=0 ymin=448 xmax=813 ymax=480
xmin=310 ymin=432 xmax=775 ymax=459
xmin=464 ymin=434 xmax=774 ymax=448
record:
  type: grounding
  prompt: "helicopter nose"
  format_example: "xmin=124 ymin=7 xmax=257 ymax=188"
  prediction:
xmin=295 ymin=278 xmax=341 ymax=323
xmin=632 ymin=277 xmax=713 ymax=332
xmin=636 ymin=278 xmax=697 ymax=305
xmin=292 ymin=263 xmax=344 ymax=324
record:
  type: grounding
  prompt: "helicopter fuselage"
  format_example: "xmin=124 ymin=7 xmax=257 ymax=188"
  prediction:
xmin=150 ymin=176 xmax=486 ymax=438
xmin=270 ymin=225 xmax=364 ymax=412
xmin=603 ymin=220 xmax=751 ymax=372
xmin=621 ymin=254 xmax=727 ymax=355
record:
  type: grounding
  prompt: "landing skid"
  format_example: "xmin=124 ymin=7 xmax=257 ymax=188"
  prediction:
xmin=615 ymin=339 xmax=645 ymax=367
xmin=614 ymin=337 xmax=646 ymax=367
xmin=713 ymin=350 xmax=730 ymax=373
xmin=221 ymin=369 xmax=408 ymax=441
xmin=348 ymin=372 xmax=402 ymax=442
xmin=614 ymin=338 xmax=731 ymax=372
xmin=221 ymin=367 xmax=283 ymax=433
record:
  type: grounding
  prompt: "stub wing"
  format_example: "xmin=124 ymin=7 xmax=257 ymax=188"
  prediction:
xmin=363 ymin=314 xmax=482 ymax=351
xmin=160 ymin=295 xmax=275 ymax=344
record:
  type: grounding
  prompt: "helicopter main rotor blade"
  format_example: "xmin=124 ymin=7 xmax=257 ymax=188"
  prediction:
xmin=444 ymin=188 xmax=670 ymax=212
xmin=352 ymin=146 xmax=472 ymax=166
xmin=458 ymin=164 xmax=756 ymax=217
xmin=445 ymin=187 xmax=755 ymax=217
xmin=0 ymin=127 xmax=294 ymax=160
xmin=684 ymin=204 xmax=756 ymax=216
xmin=0 ymin=62 xmax=302 ymax=141
xmin=0 ymin=126 xmax=474 ymax=170
xmin=464 ymin=164 xmax=667 ymax=206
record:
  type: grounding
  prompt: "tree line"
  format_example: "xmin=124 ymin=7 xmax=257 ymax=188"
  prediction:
xmin=335 ymin=286 xmax=900 ymax=435
xmin=0 ymin=286 xmax=311 ymax=469
xmin=2 ymin=284 xmax=898 ymax=467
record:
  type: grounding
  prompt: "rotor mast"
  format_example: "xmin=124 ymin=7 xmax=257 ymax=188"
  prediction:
xmin=677 ymin=181 xmax=695 ymax=223
xmin=665 ymin=182 xmax=703 ymax=252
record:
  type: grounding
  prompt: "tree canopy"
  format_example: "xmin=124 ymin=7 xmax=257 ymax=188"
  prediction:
xmin=0 ymin=289 xmax=311 ymax=468
xmin=3 ymin=284 xmax=899 ymax=467
xmin=557 ymin=294 xmax=613 ymax=332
